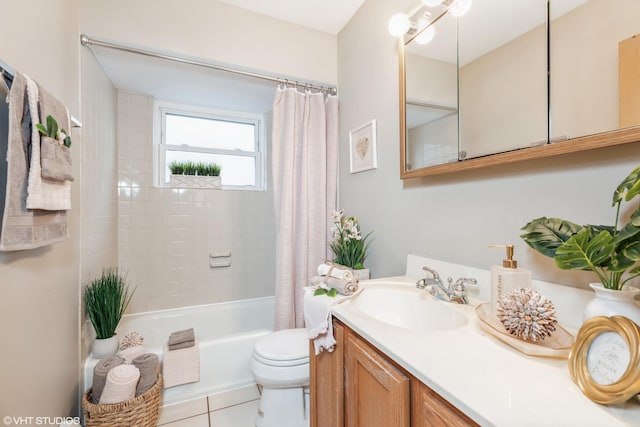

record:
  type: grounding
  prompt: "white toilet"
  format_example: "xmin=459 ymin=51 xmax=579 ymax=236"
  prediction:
xmin=250 ymin=328 xmax=310 ymax=427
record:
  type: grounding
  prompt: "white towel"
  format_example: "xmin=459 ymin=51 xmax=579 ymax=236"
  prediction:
xmin=116 ymin=345 xmax=145 ymax=364
xmin=24 ymin=76 xmax=71 ymax=211
xmin=162 ymin=338 xmax=200 ymax=388
xmin=317 ymin=262 xmax=354 ymax=281
xmin=303 ymin=286 xmax=361 ymax=354
xmin=309 ymin=275 xmax=359 ymax=296
xmin=99 ymin=364 xmax=140 ymax=404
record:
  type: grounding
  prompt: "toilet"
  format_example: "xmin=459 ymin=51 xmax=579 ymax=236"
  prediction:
xmin=250 ymin=328 xmax=310 ymax=427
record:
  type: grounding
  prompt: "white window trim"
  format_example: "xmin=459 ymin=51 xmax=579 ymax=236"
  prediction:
xmin=153 ymin=100 xmax=266 ymax=190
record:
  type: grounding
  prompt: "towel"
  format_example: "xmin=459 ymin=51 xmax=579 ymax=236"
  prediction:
xmin=91 ymin=355 xmax=125 ymax=404
xmin=25 ymin=77 xmax=71 ymax=211
xmin=0 ymin=71 xmax=69 ymax=251
xmin=168 ymin=340 xmax=195 ymax=351
xmin=132 ymin=353 xmax=159 ymax=396
xmin=317 ymin=262 xmax=355 ymax=281
xmin=303 ymin=286 xmax=361 ymax=354
xmin=40 ymin=136 xmax=73 ymax=182
xmin=168 ymin=328 xmax=195 ymax=345
xmin=99 ymin=364 xmax=140 ymax=404
xmin=163 ymin=338 xmax=200 ymax=388
xmin=309 ymin=275 xmax=359 ymax=296
xmin=116 ymin=344 xmax=145 ymax=364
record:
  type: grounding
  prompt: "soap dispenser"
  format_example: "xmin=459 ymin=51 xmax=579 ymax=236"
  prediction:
xmin=489 ymin=245 xmax=532 ymax=319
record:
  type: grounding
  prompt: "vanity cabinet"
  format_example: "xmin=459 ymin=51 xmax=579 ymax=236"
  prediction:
xmin=310 ymin=318 xmax=478 ymax=427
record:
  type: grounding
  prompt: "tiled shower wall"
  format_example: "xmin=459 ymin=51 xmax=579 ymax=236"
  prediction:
xmin=117 ymin=91 xmax=276 ymax=313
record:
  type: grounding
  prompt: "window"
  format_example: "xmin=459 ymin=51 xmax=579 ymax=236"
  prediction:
xmin=155 ymin=102 xmax=265 ymax=190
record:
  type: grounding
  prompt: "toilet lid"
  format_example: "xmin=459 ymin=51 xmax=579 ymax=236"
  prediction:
xmin=254 ymin=328 xmax=309 ymax=366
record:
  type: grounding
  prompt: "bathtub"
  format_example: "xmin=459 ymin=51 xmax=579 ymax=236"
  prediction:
xmin=83 ymin=296 xmax=275 ymax=408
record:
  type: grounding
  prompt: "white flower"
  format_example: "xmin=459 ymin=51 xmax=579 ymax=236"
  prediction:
xmin=57 ymin=130 xmax=67 ymax=143
xmin=331 ymin=210 xmax=343 ymax=222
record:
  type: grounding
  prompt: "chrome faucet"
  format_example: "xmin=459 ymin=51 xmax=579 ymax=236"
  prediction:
xmin=416 ymin=266 xmax=477 ymax=304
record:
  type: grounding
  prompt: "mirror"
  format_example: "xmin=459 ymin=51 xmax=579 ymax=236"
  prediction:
xmin=550 ymin=0 xmax=640 ymax=140
xmin=400 ymin=0 xmax=640 ymax=178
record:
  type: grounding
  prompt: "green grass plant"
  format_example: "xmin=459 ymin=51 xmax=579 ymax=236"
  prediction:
xmin=83 ymin=268 xmax=135 ymax=339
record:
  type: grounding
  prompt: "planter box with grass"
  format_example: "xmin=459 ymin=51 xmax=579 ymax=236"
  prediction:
xmin=169 ymin=161 xmax=222 ymax=189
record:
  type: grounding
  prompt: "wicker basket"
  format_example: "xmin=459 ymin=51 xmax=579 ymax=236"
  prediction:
xmin=82 ymin=374 xmax=163 ymax=427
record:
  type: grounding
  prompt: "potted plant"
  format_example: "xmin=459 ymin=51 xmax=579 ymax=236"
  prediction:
xmin=329 ymin=210 xmax=373 ymax=279
xmin=84 ymin=268 xmax=135 ymax=358
xmin=520 ymin=165 xmax=640 ymax=322
xmin=168 ymin=160 xmax=222 ymax=189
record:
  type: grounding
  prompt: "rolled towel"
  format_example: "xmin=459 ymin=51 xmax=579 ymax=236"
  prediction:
xmin=168 ymin=340 xmax=195 ymax=351
xmin=116 ymin=344 xmax=145 ymax=364
xmin=132 ymin=353 xmax=159 ymax=396
xmin=91 ymin=356 xmax=124 ymax=404
xmin=310 ymin=275 xmax=359 ymax=296
xmin=317 ymin=262 xmax=354 ymax=281
xmin=168 ymin=328 xmax=195 ymax=346
xmin=99 ymin=364 xmax=140 ymax=404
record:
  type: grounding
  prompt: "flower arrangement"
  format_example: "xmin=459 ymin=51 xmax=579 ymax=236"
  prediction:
xmin=329 ymin=210 xmax=372 ymax=270
xmin=520 ymin=165 xmax=640 ymax=290
xmin=36 ymin=114 xmax=71 ymax=147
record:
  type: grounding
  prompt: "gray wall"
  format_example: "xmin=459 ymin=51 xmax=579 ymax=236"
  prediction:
xmin=337 ymin=0 xmax=639 ymax=289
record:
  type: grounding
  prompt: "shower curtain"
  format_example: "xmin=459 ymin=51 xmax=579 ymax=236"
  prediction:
xmin=271 ymin=87 xmax=338 ymax=330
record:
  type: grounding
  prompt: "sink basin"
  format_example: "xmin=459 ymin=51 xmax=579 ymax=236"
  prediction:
xmin=349 ymin=283 xmax=469 ymax=332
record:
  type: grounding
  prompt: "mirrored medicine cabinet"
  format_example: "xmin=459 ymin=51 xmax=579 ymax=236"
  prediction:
xmin=400 ymin=0 xmax=640 ymax=179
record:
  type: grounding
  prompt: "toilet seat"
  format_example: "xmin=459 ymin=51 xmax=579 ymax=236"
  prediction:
xmin=254 ymin=329 xmax=309 ymax=367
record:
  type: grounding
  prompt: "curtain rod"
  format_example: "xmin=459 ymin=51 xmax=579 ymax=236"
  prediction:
xmin=80 ymin=34 xmax=337 ymax=96
xmin=0 ymin=59 xmax=82 ymax=128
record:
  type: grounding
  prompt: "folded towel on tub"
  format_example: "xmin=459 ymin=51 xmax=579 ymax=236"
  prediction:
xmin=99 ymin=364 xmax=140 ymax=404
xmin=116 ymin=344 xmax=145 ymax=364
xmin=132 ymin=353 xmax=159 ymax=396
xmin=91 ymin=355 xmax=125 ymax=404
xmin=163 ymin=338 xmax=200 ymax=388
xmin=168 ymin=328 xmax=195 ymax=346
xmin=303 ymin=286 xmax=361 ymax=354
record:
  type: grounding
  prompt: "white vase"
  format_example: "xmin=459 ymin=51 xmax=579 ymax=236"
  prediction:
xmin=583 ymin=283 xmax=640 ymax=326
xmin=91 ymin=335 xmax=119 ymax=359
xmin=354 ymin=268 xmax=370 ymax=280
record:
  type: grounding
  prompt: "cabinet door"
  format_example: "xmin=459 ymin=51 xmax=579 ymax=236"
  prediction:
xmin=310 ymin=320 xmax=345 ymax=427
xmin=411 ymin=379 xmax=478 ymax=427
xmin=345 ymin=332 xmax=410 ymax=427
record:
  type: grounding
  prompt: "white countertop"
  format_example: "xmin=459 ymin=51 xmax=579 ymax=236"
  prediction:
xmin=332 ymin=273 xmax=640 ymax=427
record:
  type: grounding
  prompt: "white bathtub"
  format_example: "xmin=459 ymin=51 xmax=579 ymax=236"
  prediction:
xmin=83 ymin=296 xmax=275 ymax=407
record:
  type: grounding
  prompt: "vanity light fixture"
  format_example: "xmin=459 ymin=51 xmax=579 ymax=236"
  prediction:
xmin=414 ymin=19 xmax=436 ymax=45
xmin=388 ymin=0 xmax=472 ymax=38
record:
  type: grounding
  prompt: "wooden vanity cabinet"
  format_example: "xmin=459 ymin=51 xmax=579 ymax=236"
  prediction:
xmin=309 ymin=318 xmax=478 ymax=427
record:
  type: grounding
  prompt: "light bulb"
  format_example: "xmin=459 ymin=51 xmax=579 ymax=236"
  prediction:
xmin=449 ymin=0 xmax=472 ymax=16
xmin=388 ymin=13 xmax=411 ymax=37
xmin=415 ymin=26 xmax=435 ymax=45
xmin=421 ymin=0 xmax=444 ymax=7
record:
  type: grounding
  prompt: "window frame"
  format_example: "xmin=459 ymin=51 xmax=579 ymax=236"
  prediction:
xmin=154 ymin=101 xmax=266 ymax=190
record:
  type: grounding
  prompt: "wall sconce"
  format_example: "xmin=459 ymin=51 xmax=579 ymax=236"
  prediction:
xmin=388 ymin=0 xmax=472 ymax=40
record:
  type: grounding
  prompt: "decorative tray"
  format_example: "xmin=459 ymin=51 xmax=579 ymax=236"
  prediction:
xmin=475 ymin=303 xmax=575 ymax=359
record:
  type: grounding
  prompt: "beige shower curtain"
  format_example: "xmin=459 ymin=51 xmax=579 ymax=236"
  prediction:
xmin=272 ymin=87 xmax=338 ymax=330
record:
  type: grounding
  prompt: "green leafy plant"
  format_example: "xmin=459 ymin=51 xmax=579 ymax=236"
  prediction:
xmin=35 ymin=114 xmax=71 ymax=148
xmin=83 ymin=268 xmax=135 ymax=339
xmin=168 ymin=160 xmax=221 ymax=176
xmin=329 ymin=210 xmax=372 ymax=270
xmin=521 ymin=165 xmax=640 ymax=290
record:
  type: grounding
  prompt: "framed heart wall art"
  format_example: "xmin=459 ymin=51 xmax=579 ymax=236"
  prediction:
xmin=349 ymin=119 xmax=377 ymax=173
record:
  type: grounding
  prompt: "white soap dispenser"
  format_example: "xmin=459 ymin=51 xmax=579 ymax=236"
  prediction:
xmin=489 ymin=245 xmax=532 ymax=319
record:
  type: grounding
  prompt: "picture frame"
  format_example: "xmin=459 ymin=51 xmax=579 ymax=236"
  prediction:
xmin=349 ymin=120 xmax=377 ymax=173
xmin=568 ymin=315 xmax=640 ymax=405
